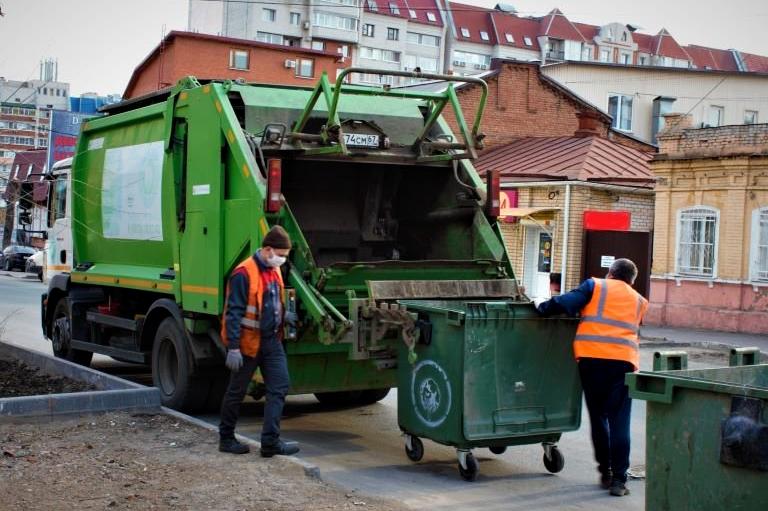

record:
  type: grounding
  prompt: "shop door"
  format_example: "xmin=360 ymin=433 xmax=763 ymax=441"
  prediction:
xmin=582 ymin=230 xmax=652 ymax=298
xmin=524 ymin=227 xmax=553 ymax=299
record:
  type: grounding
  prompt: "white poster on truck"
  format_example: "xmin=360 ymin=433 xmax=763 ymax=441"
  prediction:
xmin=101 ymin=141 xmax=164 ymax=241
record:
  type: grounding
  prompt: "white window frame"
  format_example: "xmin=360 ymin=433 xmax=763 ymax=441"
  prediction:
xmin=709 ymin=105 xmax=724 ymax=127
xmin=600 ymin=49 xmax=611 ymax=62
xmin=460 ymin=27 xmax=470 ymax=38
xmin=426 ymin=12 xmax=436 ymax=22
xmin=262 ymin=8 xmax=276 ymax=22
xmin=505 ymin=33 xmax=514 ymax=44
xmin=389 ymin=3 xmax=399 ymax=15
xmin=256 ymin=31 xmax=284 ymax=45
xmin=480 ymin=31 xmax=489 ymax=41
xmin=408 ymin=9 xmax=417 ymax=18
xmin=387 ymin=27 xmax=399 ymax=41
xmin=744 ymin=110 xmax=758 ymax=124
xmin=366 ymin=0 xmax=378 ymax=11
xmin=362 ymin=23 xmax=374 ymax=37
xmin=290 ymin=12 xmax=301 ymax=25
xmin=311 ymin=40 xmax=325 ymax=51
xmin=523 ymin=36 xmax=533 ymax=46
xmin=229 ymin=49 xmax=249 ymax=70
xmin=675 ymin=206 xmax=720 ymax=278
xmin=296 ymin=58 xmax=315 ymax=78
xmin=750 ymin=207 xmax=768 ymax=282
xmin=608 ymin=93 xmax=633 ymax=132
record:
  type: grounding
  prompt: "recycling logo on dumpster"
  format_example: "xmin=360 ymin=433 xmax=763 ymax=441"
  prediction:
xmin=412 ymin=359 xmax=452 ymax=428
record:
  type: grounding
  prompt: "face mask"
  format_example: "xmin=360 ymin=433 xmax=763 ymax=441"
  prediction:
xmin=265 ymin=253 xmax=286 ymax=268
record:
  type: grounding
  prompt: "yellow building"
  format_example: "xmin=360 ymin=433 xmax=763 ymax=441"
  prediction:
xmin=648 ymin=114 xmax=768 ymax=333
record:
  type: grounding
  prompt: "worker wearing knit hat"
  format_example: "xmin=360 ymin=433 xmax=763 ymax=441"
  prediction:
xmin=219 ymin=224 xmax=299 ymax=458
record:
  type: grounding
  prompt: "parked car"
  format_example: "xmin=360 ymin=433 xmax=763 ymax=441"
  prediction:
xmin=25 ymin=250 xmax=44 ymax=280
xmin=1 ymin=245 xmax=36 ymax=272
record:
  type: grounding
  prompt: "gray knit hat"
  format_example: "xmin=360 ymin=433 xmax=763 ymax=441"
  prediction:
xmin=262 ymin=225 xmax=292 ymax=249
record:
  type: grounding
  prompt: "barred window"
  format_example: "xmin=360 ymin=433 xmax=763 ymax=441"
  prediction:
xmin=677 ymin=207 xmax=718 ymax=277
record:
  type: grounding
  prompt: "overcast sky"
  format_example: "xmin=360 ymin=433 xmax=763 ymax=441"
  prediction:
xmin=1 ymin=0 xmax=766 ymax=97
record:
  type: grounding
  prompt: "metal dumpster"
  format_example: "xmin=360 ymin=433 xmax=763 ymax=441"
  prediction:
xmin=626 ymin=363 xmax=768 ymax=511
xmin=397 ymin=300 xmax=581 ymax=480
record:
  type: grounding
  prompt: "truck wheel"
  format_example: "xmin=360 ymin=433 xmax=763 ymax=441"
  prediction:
xmin=357 ymin=388 xmax=391 ymax=405
xmin=151 ymin=317 xmax=207 ymax=412
xmin=51 ymin=298 xmax=93 ymax=366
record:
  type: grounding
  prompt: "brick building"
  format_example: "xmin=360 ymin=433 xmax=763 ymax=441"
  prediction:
xmin=647 ymin=116 xmax=768 ymax=334
xmin=123 ymin=31 xmax=345 ymax=99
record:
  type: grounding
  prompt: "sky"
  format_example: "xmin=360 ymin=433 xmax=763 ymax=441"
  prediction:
xmin=1 ymin=0 xmax=767 ymax=97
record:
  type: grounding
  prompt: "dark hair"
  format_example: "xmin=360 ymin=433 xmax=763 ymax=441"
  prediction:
xmin=609 ymin=258 xmax=638 ymax=284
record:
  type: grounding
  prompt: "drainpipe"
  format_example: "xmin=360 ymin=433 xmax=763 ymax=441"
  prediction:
xmin=560 ymin=183 xmax=571 ymax=293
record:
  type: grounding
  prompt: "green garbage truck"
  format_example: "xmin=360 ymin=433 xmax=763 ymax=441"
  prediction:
xmin=40 ymin=68 xmax=515 ymax=410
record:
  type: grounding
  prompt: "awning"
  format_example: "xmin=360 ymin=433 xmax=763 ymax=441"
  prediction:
xmin=500 ymin=207 xmax=561 ymax=217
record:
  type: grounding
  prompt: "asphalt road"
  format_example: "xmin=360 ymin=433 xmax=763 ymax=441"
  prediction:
xmin=0 ymin=270 xmax=739 ymax=510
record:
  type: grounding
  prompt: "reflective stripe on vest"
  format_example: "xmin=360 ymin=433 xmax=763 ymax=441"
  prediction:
xmin=574 ymin=278 xmax=648 ymax=370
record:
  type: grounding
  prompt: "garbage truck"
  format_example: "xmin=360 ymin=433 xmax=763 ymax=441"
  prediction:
xmin=40 ymin=68 xmax=579 ymax=438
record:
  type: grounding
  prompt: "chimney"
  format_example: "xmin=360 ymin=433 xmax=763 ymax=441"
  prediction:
xmin=574 ymin=111 xmax=602 ymax=138
xmin=656 ymin=112 xmax=693 ymax=154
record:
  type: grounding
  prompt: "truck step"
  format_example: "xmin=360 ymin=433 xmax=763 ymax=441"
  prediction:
xmin=71 ymin=340 xmax=149 ymax=364
xmin=86 ymin=311 xmax=143 ymax=332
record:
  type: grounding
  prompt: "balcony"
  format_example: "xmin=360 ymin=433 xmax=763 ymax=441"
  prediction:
xmin=546 ymin=50 xmax=565 ymax=61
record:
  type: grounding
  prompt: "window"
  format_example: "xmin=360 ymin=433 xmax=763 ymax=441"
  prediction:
xmin=708 ymin=106 xmax=724 ymax=127
xmin=314 ymin=11 xmax=357 ymax=31
xmin=359 ymin=46 xmax=401 ymax=62
xmin=523 ymin=36 xmax=533 ymax=46
xmin=505 ymin=33 xmax=514 ymax=43
xmin=297 ymin=59 xmax=314 ymax=78
xmin=639 ymin=55 xmax=648 ymax=65
xmin=621 ymin=53 xmax=631 ymax=64
xmin=229 ymin=49 xmax=249 ymax=70
xmin=426 ymin=12 xmax=436 ymax=22
xmin=404 ymin=54 xmax=438 ymax=72
xmin=621 ymin=31 xmax=628 ymax=42
xmin=49 ymin=177 xmax=67 ymax=227
xmin=452 ymin=50 xmax=490 ymax=69
xmin=387 ymin=27 xmax=399 ymax=40
xmin=362 ymin=23 xmax=375 ymax=37
xmin=751 ymin=208 xmax=768 ymax=282
xmin=311 ymin=40 xmax=325 ymax=51
xmin=608 ymin=93 xmax=633 ymax=131
xmin=407 ymin=32 xmax=439 ymax=46
xmin=480 ymin=31 xmax=489 ymax=41
xmin=262 ymin=8 xmax=276 ymax=22
xmin=600 ymin=49 xmax=611 ymax=62
xmin=389 ymin=3 xmax=399 ymax=14
xmin=256 ymin=31 xmax=283 ymax=45
xmin=460 ymin=27 xmax=470 ymax=38
xmin=409 ymin=9 xmax=417 ymax=18
xmin=366 ymin=0 xmax=378 ymax=11
xmin=745 ymin=110 xmax=758 ymax=124
xmin=677 ymin=207 xmax=719 ymax=277
xmin=290 ymin=12 xmax=301 ymax=25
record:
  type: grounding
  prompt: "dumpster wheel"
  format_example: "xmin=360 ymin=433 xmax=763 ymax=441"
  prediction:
xmin=489 ymin=446 xmax=507 ymax=455
xmin=542 ymin=443 xmax=565 ymax=473
xmin=404 ymin=434 xmax=424 ymax=462
xmin=458 ymin=450 xmax=478 ymax=481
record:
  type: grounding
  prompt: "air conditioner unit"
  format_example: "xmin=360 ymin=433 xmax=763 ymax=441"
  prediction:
xmin=303 ymin=21 xmax=310 ymax=30
xmin=284 ymin=59 xmax=297 ymax=68
xmin=453 ymin=60 xmax=466 ymax=67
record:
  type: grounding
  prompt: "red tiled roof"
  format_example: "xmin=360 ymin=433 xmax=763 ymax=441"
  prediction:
xmin=491 ymin=12 xmax=541 ymax=50
xmin=475 ymin=136 xmax=654 ymax=186
xmin=632 ymin=32 xmax=654 ymax=53
xmin=403 ymin=0 xmax=444 ymax=26
xmin=450 ymin=2 xmax=496 ymax=45
xmin=540 ymin=8 xmax=586 ymax=42
xmin=573 ymin=22 xmax=599 ymax=41
xmin=684 ymin=45 xmax=738 ymax=71
xmin=741 ymin=51 xmax=768 ymax=73
xmin=651 ymin=29 xmax=690 ymax=60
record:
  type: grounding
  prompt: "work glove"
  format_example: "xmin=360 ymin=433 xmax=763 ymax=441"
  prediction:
xmin=284 ymin=311 xmax=298 ymax=327
xmin=533 ymin=297 xmax=547 ymax=309
xmin=225 ymin=349 xmax=243 ymax=372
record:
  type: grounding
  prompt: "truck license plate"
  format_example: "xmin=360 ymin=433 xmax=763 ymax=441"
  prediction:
xmin=343 ymin=133 xmax=379 ymax=148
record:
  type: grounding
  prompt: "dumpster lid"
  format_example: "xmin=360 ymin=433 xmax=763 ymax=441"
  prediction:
xmin=368 ymin=279 xmax=519 ymax=300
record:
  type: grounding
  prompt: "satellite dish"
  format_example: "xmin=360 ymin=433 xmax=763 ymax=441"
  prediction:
xmin=495 ymin=3 xmax=518 ymax=14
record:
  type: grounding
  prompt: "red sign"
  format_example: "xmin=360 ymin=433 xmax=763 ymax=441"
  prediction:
xmin=583 ymin=210 xmax=631 ymax=231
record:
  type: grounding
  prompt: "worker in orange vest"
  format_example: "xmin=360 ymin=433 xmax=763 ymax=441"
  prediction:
xmin=535 ymin=258 xmax=648 ymax=497
xmin=218 ymin=225 xmax=299 ymax=457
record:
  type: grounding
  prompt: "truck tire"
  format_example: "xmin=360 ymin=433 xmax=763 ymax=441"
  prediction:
xmin=151 ymin=317 xmax=208 ymax=412
xmin=314 ymin=388 xmax=390 ymax=407
xmin=51 ymin=298 xmax=93 ymax=366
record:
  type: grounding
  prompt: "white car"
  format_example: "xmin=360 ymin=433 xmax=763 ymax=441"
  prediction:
xmin=25 ymin=250 xmax=45 ymax=281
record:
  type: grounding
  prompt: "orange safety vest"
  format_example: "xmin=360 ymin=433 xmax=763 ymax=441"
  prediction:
xmin=574 ymin=278 xmax=648 ymax=371
xmin=221 ymin=256 xmax=285 ymax=358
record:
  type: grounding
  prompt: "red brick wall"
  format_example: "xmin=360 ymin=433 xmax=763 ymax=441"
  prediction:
xmin=126 ymin=36 xmax=343 ymax=98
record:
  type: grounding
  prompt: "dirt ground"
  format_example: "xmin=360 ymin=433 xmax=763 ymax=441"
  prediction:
xmin=0 ymin=412 xmax=406 ymax=511
xmin=0 ymin=359 xmax=96 ymax=397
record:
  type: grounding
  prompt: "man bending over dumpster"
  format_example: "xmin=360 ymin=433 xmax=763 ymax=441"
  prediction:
xmin=534 ymin=258 xmax=648 ymax=497
xmin=219 ymin=225 xmax=299 ymax=457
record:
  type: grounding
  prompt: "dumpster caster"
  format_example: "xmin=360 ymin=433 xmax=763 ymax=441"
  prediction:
xmin=489 ymin=446 xmax=507 ymax=455
xmin=405 ymin=434 xmax=424 ymax=462
xmin=542 ymin=443 xmax=564 ymax=473
xmin=458 ymin=450 xmax=478 ymax=481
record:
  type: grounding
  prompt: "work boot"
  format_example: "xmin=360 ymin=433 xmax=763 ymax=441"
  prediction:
xmin=609 ymin=480 xmax=630 ymax=497
xmin=599 ymin=470 xmax=613 ymax=490
xmin=260 ymin=440 xmax=300 ymax=458
xmin=219 ymin=437 xmax=250 ymax=455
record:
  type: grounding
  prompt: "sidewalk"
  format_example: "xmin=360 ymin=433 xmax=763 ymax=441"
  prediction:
xmin=640 ymin=325 xmax=768 ymax=354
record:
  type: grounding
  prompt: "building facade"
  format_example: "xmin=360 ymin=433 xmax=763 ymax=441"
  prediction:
xmin=542 ymin=62 xmax=768 ymax=145
xmin=647 ymin=115 xmax=768 ymax=334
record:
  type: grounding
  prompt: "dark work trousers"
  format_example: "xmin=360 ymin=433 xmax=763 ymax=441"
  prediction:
xmin=219 ymin=335 xmax=291 ymax=447
xmin=578 ymin=357 xmax=634 ymax=483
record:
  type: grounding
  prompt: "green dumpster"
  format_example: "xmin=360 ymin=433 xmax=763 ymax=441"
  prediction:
xmin=397 ymin=300 xmax=581 ymax=480
xmin=626 ymin=364 xmax=768 ymax=511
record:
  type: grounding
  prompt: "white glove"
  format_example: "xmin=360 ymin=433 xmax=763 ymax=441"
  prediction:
xmin=225 ymin=349 xmax=243 ymax=372
xmin=533 ymin=298 xmax=547 ymax=308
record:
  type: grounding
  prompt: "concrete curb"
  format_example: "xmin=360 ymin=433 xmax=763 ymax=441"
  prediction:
xmin=160 ymin=406 xmax=322 ymax=480
xmin=640 ymin=337 xmax=768 ymax=358
xmin=0 ymin=341 xmax=161 ymax=420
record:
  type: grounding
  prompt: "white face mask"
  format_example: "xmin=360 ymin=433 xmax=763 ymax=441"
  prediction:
xmin=265 ymin=253 xmax=286 ymax=268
